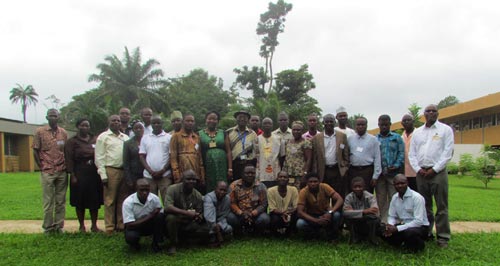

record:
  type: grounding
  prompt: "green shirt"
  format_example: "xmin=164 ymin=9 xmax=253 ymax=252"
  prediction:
xmin=165 ymin=183 xmax=203 ymax=213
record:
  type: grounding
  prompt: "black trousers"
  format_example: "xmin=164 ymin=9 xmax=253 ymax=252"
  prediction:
xmin=383 ymin=226 xmax=428 ymax=252
xmin=124 ymin=212 xmax=165 ymax=246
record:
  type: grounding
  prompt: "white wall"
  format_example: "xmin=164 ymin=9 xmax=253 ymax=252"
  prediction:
xmin=451 ymin=144 xmax=483 ymax=163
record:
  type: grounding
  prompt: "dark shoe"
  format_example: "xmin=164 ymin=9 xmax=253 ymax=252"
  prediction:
xmin=437 ymin=239 xmax=449 ymax=248
xmin=151 ymin=243 xmax=161 ymax=253
xmin=167 ymin=246 xmax=176 ymax=255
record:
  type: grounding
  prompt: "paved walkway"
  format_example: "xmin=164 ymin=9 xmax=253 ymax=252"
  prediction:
xmin=1 ymin=220 xmax=500 ymax=234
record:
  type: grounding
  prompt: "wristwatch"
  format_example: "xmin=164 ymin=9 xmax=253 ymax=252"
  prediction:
xmin=328 ymin=210 xmax=334 ymax=214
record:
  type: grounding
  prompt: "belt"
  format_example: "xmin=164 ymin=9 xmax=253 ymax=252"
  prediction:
xmin=350 ymin=165 xmax=373 ymax=170
xmin=325 ymin=164 xmax=338 ymax=169
xmin=422 ymin=166 xmax=434 ymax=170
xmin=178 ymin=151 xmax=197 ymax=155
xmin=106 ymin=166 xmax=123 ymax=170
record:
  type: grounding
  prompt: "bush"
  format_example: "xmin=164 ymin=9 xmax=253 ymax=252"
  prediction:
xmin=472 ymin=155 xmax=497 ymax=189
xmin=458 ymin=153 xmax=475 ymax=175
xmin=447 ymin=162 xmax=459 ymax=175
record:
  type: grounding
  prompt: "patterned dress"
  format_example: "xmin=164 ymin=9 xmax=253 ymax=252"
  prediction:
xmin=199 ymin=129 xmax=228 ymax=192
xmin=283 ymin=139 xmax=312 ymax=185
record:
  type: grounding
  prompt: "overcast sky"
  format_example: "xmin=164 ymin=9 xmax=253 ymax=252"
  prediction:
xmin=1 ymin=0 xmax=499 ymax=128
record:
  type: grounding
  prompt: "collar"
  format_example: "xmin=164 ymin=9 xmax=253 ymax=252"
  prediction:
xmin=44 ymin=125 xmax=59 ymax=131
xmin=105 ymin=129 xmax=125 ymax=137
xmin=235 ymin=179 xmax=260 ymax=188
xmin=149 ymin=130 xmax=167 ymax=137
xmin=180 ymin=129 xmax=196 ymax=137
xmin=234 ymin=126 xmax=250 ymax=133
xmin=324 ymin=131 xmax=336 ymax=137
xmin=132 ymin=193 xmax=152 ymax=205
xmin=399 ymin=188 xmax=413 ymax=199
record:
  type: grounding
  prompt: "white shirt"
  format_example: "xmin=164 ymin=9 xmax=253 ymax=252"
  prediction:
xmin=409 ymin=120 xmax=454 ymax=173
xmin=139 ymin=130 xmax=171 ymax=178
xmin=388 ymin=188 xmax=429 ymax=232
xmin=335 ymin=127 xmax=356 ymax=138
xmin=324 ymin=132 xmax=337 ymax=165
xmin=122 ymin=192 xmax=162 ymax=224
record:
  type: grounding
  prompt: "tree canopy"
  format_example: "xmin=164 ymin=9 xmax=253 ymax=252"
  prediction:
xmin=437 ymin=95 xmax=460 ymax=109
xmin=9 ymin=84 xmax=39 ymax=123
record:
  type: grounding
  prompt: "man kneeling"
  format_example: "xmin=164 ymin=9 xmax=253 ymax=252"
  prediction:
xmin=343 ymin=177 xmax=380 ymax=245
xmin=382 ymin=174 xmax=429 ymax=252
xmin=296 ymin=173 xmax=343 ymax=242
xmin=165 ymin=170 xmax=208 ymax=255
xmin=122 ymin=178 xmax=165 ymax=252
xmin=204 ymin=181 xmax=233 ymax=247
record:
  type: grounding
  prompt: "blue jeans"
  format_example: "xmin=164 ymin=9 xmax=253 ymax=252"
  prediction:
xmin=296 ymin=211 xmax=342 ymax=240
xmin=227 ymin=212 xmax=270 ymax=233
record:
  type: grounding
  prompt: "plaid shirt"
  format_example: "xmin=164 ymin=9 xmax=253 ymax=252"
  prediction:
xmin=376 ymin=132 xmax=405 ymax=171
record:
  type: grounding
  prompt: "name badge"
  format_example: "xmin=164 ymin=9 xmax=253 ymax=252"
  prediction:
xmin=340 ymin=144 xmax=345 ymax=149
xmin=209 ymin=141 xmax=217 ymax=148
xmin=195 ymin=144 xmax=199 ymax=150
xmin=356 ymin=146 xmax=363 ymax=153
xmin=91 ymin=144 xmax=96 ymax=149
xmin=56 ymin=140 xmax=65 ymax=145
xmin=432 ymin=135 xmax=441 ymax=141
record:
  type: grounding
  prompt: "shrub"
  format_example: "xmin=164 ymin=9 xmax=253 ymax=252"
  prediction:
xmin=458 ymin=153 xmax=475 ymax=175
xmin=472 ymin=155 xmax=497 ymax=189
xmin=447 ymin=162 xmax=459 ymax=175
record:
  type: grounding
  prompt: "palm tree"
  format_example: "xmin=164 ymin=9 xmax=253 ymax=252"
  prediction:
xmin=88 ymin=46 xmax=168 ymax=109
xmin=9 ymin=84 xmax=39 ymax=123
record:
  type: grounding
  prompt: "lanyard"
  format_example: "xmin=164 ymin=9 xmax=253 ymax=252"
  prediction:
xmin=237 ymin=130 xmax=247 ymax=149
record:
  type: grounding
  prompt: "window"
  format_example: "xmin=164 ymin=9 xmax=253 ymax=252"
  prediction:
xmin=473 ymin=117 xmax=482 ymax=129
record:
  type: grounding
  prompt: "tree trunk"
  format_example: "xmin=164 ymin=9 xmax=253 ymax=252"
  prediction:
xmin=262 ymin=56 xmax=269 ymax=91
xmin=268 ymin=51 xmax=274 ymax=93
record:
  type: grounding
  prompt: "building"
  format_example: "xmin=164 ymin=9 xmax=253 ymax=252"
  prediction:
xmin=368 ymin=92 xmax=500 ymax=162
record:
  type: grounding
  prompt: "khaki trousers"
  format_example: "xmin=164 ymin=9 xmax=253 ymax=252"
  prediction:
xmin=103 ymin=167 xmax=126 ymax=232
xmin=40 ymin=171 xmax=68 ymax=232
xmin=146 ymin=175 xmax=172 ymax=206
xmin=375 ymin=173 xmax=397 ymax=223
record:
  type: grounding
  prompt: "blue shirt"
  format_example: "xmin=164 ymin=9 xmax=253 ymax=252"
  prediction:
xmin=376 ymin=132 xmax=405 ymax=173
xmin=347 ymin=133 xmax=382 ymax=179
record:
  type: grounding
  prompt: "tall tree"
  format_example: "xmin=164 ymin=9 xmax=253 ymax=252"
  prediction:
xmin=232 ymin=65 xmax=268 ymax=98
xmin=88 ymin=46 xmax=168 ymax=109
xmin=408 ymin=103 xmax=424 ymax=127
xmin=274 ymin=64 xmax=316 ymax=105
xmin=9 ymin=83 xmax=39 ymax=123
xmin=437 ymin=95 xmax=460 ymax=109
xmin=256 ymin=0 xmax=293 ymax=92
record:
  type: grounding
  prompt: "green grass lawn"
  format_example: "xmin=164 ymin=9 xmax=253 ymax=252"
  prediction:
xmin=0 ymin=172 xmax=499 ymax=221
xmin=1 ymin=233 xmax=499 ymax=266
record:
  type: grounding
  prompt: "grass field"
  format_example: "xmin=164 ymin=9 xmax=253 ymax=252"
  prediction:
xmin=1 ymin=233 xmax=499 ymax=266
xmin=0 ymin=172 xmax=499 ymax=221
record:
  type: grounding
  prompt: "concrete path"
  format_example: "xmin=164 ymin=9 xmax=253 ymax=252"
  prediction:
xmin=1 ymin=220 xmax=500 ymax=234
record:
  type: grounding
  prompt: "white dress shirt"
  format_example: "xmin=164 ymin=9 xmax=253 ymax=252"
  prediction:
xmin=388 ymin=188 xmax=429 ymax=232
xmin=122 ymin=192 xmax=162 ymax=224
xmin=324 ymin=132 xmax=337 ymax=165
xmin=409 ymin=120 xmax=454 ymax=173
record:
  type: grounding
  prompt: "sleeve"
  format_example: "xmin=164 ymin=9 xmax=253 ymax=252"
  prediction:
xmin=94 ymin=134 xmax=108 ymax=181
xmin=139 ymin=136 xmax=147 ymax=154
xmin=122 ymin=198 xmax=135 ymax=224
xmin=291 ymin=187 xmax=299 ymax=209
xmin=387 ymin=195 xmax=397 ymax=226
xmin=255 ymin=184 xmax=268 ymax=214
xmin=267 ymin=189 xmax=278 ymax=212
xmin=64 ymin=138 xmax=75 ymax=174
xmin=409 ymin=132 xmax=421 ymax=173
xmin=165 ymin=186 xmax=175 ymax=207
xmin=32 ymin=129 xmax=41 ymax=149
xmin=203 ymin=194 xmax=216 ymax=227
xmin=229 ymin=184 xmax=242 ymax=215
xmin=372 ymin=139 xmax=382 ymax=179
xmin=397 ymin=195 xmax=427 ymax=232
xmin=169 ymin=135 xmax=180 ymax=183
xmin=297 ymin=188 xmax=306 ymax=206
xmin=195 ymin=192 xmax=204 ymax=214
xmin=433 ymin=126 xmax=454 ymax=173
xmin=394 ymin=135 xmax=405 ymax=169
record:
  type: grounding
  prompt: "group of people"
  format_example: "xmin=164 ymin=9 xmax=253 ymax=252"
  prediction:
xmin=32 ymin=103 xmax=453 ymax=254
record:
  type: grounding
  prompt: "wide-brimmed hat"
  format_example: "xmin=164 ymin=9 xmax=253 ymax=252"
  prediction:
xmin=233 ymin=110 xmax=251 ymax=119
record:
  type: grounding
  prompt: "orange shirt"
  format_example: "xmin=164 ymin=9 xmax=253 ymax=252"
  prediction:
xmin=298 ymin=183 xmax=337 ymax=216
xmin=32 ymin=125 xmax=68 ymax=174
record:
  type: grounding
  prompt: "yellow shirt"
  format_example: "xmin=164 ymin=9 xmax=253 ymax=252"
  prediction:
xmin=95 ymin=129 xmax=129 ymax=181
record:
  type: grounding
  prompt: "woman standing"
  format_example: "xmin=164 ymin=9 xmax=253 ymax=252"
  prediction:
xmin=65 ymin=118 xmax=103 ymax=232
xmin=283 ymin=121 xmax=312 ymax=188
xmin=199 ymin=111 xmax=232 ymax=192
xmin=123 ymin=120 xmax=145 ymax=195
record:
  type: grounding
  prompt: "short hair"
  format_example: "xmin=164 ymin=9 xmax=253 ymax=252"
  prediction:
xmin=205 ymin=111 xmax=220 ymax=121
xmin=378 ymin=114 xmax=391 ymax=122
xmin=75 ymin=118 xmax=89 ymax=128
xmin=323 ymin=113 xmax=335 ymax=120
xmin=351 ymin=176 xmax=365 ymax=187
xmin=47 ymin=108 xmax=59 ymax=115
xmin=291 ymin=121 xmax=304 ymax=128
xmin=304 ymin=172 xmax=320 ymax=181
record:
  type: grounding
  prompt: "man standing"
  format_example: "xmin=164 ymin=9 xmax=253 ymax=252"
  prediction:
xmin=335 ymin=106 xmax=356 ymax=138
xmin=249 ymin=115 xmax=263 ymax=136
xmin=296 ymin=173 xmax=343 ymax=242
xmin=165 ymin=170 xmax=208 ymax=255
xmin=347 ymin=117 xmax=381 ymax=193
xmin=311 ymin=114 xmax=350 ymax=198
xmin=383 ymin=174 xmax=429 ymax=252
xmin=254 ymin=117 xmax=285 ymax=188
xmin=122 ymin=178 xmax=164 ymax=252
xmin=227 ymin=165 xmax=270 ymax=234
xmin=33 ymin=109 xmax=68 ymax=233
xmin=272 ymin=112 xmax=293 ymax=142
xmin=139 ymin=116 xmax=172 ymax=203
xmin=203 ymin=181 xmax=233 ymax=247
xmin=375 ymin=115 xmax=404 ymax=223
xmin=119 ymin=107 xmax=132 ymax=136
xmin=302 ymin=113 xmax=319 ymax=140
xmin=95 ymin=115 xmax=130 ymax=234
xmin=401 ymin=114 xmax=418 ymax=191
xmin=170 ymin=114 xmax=205 ymax=185
xmin=227 ymin=110 xmax=258 ymax=181
xmin=169 ymin=110 xmax=183 ymax=135
xmin=409 ymin=104 xmax=454 ymax=248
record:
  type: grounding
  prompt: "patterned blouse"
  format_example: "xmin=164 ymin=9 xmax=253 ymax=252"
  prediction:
xmin=283 ymin=139 xmax=312 ymax=177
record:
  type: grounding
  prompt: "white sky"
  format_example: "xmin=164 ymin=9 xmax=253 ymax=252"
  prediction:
xmin=1 ymin=0 xmax=499 ymax=127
